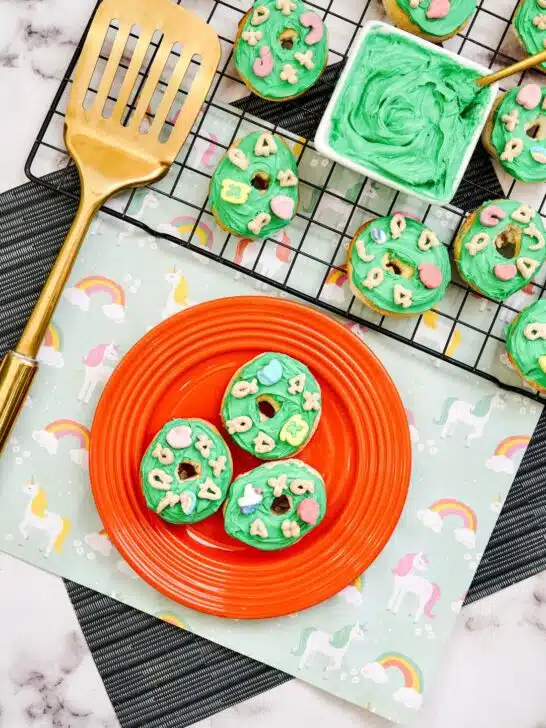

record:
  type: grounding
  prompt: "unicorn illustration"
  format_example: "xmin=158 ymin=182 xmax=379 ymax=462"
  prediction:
xmin=78 ymin=343 xmax=120 ymax=404
xmin=162 ymin=267 xmax=189 ymax=319
xmin=435 ymin=392 xmax=504 ymax=445
xmin=293 ymin=623 xmax=366 ymax=671
xmin=387 ymin=553 xmax=441 ymax=623
xmin=415 ymin=311 xmax=462 ymax=357
xmin=19 ymin=479 xmax=71 ymax=557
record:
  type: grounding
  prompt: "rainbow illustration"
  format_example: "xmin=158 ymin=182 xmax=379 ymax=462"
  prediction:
xmin=74 ymin=276 xmax=125 ymax=306
xmin=234 ymin=237 xmax=255 ymax=265
xmin=45 ymin=420 xmax=90 ymax=450
xmin=429 ymin=499 xmax=477 ymax=533
xmin=156 ymin=612 xmax=185 ymax=629
xmin=44 ymin=322 xmax=62 ymax=351
xmin=376 ymin=653 xmax=423 ymax=693
xmin=326 ymin=265 xmax=348 ymax=287
xmin=487 ymin=435 xmax=530 ymax=474
xmin=170 ymin=216 xmax=214 ymax=249
xmin=405 ymin=410 xmax=415 ymax=428
xmin=494 ymin=435 xmax=530 ymax=459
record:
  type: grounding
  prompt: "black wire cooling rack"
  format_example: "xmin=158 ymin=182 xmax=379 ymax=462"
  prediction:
xmin=25 ymin=0 xmax=546 ymax=401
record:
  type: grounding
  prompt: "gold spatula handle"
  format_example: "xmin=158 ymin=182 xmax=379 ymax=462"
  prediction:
xmin=0 ymin=190 xmax=102 ymax=453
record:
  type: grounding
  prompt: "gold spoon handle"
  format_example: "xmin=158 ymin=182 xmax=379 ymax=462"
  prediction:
xmin=477 ymin=49 xmax=546 ymax=87
xmin=0 ymin=189 xmax=102 ymax=452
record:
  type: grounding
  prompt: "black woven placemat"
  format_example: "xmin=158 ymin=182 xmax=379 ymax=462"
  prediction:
xmin=2 ymin=176 xmax=546 ymax=728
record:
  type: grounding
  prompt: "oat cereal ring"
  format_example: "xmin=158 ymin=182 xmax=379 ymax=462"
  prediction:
xmin=221 ymin=352 xmax=321 ymax=459
xmin=453 ymin=199 xmax=546 ymax=301
xmin=140 ymin=418 xmax=233 ymax=524
xmin=233 ymin=0 xmax=328 ymax=102
xmin=209 ymin=130 xmax=299 ymax=239
xmin=482 ymin=83 xmax=546 ymax=183
xmin=223 ymin=459 xmax=327 ymax=550
xmin=347 ymin=213 xmax=451 ymax=317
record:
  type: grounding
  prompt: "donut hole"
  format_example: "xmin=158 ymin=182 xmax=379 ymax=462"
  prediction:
xmin=177 ymin=460 xmax=200 ymax=482
xmin=251 ymin=171 xmax=270 ymax=192
xmin=270 ymin=494 xmax=292 ymax=516
xmin=278 ymin=28 xmax=298 ymax=50
xmin=383 ymin=253 xmax=414 ymax=279
xmin=525 ymin=118 xmax=546 ymax=141
xmin=494 ymin=225 xmax=522 ymax=260
xmin=257 ymin=394 xmax=281 ymax=422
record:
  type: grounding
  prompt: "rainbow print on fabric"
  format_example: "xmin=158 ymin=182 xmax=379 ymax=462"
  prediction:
xmin=487 ymin=434 xmax=530 ymax=475
xmin=37 ymin=322 xmax=64 ymax=368
xmin=64 ymin=276 xmax=126 ymax=322
xmin=156 ymin=612 xmax=185 ymax=629
xmin=362 ymin=652 xmax=423 ymax=710
xmin=326 ymin=266 xmax=348 ymax=287
xmin=32 ymin=419 xmax=90 ymax=469
xmin=405 ymin=409 xmax=419 ymax=443
xmin=171 ymin=216 xmax=214 ymax=250
xmin=417 ymin=499 xmax=478 ymax=549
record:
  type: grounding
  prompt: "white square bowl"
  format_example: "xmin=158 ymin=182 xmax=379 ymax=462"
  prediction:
xmin=315 ymin=21 xmax=499 ymax=206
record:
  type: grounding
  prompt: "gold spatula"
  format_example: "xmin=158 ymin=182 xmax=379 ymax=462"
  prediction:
xmin=0 ymin=0 xmax=220 ymax=452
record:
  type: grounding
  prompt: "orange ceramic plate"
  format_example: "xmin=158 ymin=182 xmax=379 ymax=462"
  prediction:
xmin=90 ymin=297 xmax=411 ymax=619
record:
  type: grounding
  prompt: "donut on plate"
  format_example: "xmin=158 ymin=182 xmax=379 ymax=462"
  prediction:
xmin=453 ymin=199 xmax=545 ymax=301
xmin=140 ymin=418 xmax=233 ymax=524
xmin=482 ymin=83 xmax=546 ymax=183
xmin=221 ymin=352 xmax=321 ymax=459
xmin=209 ymin=130 xmax=299 ymax=239
xmin=347 ymin=213 xmax=451 ymax=317
xmin=506 ymin=299 xmax=546 ymax=392
xmin=382 ymin=0 xmax=476 ymax=42
xmin=233 ymin=0 xmax=328 ymax=101
xmin=224 ymin=459 xmax=326 ymax=550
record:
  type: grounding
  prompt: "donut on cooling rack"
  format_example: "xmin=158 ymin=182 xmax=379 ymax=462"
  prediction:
xmin=453 ymin=200 xmax=546 ymax=301
xmin=346 ymin=213 xmax=451 ymax=317
xmin=209 ymin=130 xmax=299 ymax=239
xmin=513 ymin=0 xmax=546 ymax=75
xmin=223 ymin=459 xmax=326 ymax=551
xmin=233 ymin=0 xmax=328 ymax=102
xmin=482 ymin=83 xmax=546 ymax=183
xmin=507 ymin=299 xmax=546 ymax=392
xmin=381 ymin=0 xmax=476 ymax=42
xmin=221 ymin=352 xmax=321 ymax=459
xmin=140 ymin=418 xmax=233 ymax=524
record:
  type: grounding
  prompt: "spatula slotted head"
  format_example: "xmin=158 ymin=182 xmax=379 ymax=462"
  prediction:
xmin=65 ymin=0 xmax=221 ymax=197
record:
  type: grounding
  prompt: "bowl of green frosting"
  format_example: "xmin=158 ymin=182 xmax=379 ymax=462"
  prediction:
xmin=315 ymin=22 xmax=498 ymax=205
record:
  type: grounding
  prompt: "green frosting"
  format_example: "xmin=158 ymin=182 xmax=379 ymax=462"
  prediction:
xmin=490 ymin=85 xmax=546 ymax=184
xmin=140 ymin=419 xmax=232 ymax=525
xmin=395 ymin=0 xmax=475 ymax=37
xmin=507 ymin=300 xmax=546 ymax=390
xmin=234 ymin=0 xmax=328 ymax=100
xmin=221 ymin=352 xmax=321 ymax=459
xmin=514 ymin=0 xmax=546 ymax=72
xmin=348 ymin=215 xmax=451 ymax=316
xmin=209 ymin=131 xmax=299 ymax=239
xmin=456 ymin=200 xmax=546 ymax=301
xmin=224 ymin=459 xmax=327 ymax=551
xmin=326 ymin=24 xmax=494 ymax=204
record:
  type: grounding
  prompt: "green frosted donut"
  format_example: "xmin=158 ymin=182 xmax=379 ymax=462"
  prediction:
xmin=140 ymin=418 xmax=233 ymax=524
xmin=392 ymin=0 xmax=475 ymax=39
xmin=347 ymin=214 xmax=451 ymax=316
xmin=454 ymin=200 xmax=546 ymax=301
xmin=224 ymin=459 xmax=327 ymax=550
xmin=488 ymin=84 xmax=546 ymax=183
xmin=507 ymin=300 xmax=546 ymax=392
xmin=209 ymin=131 xmax=299 ymax=239
xmin=514 ymin=0 xmax=546 ymax=73
xmin=234 ymin=0 xmax=328 ymax=101
xmin=221 ymin=352 xmax=321 ymax=459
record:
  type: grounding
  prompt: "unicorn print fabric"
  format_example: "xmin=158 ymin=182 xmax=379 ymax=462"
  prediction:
xmin=0 ymin=202 xmax=541 ymax=725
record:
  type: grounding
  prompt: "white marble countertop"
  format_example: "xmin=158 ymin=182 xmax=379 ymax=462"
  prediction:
xmin=1 ymin=1 xmax=546 ymax=726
